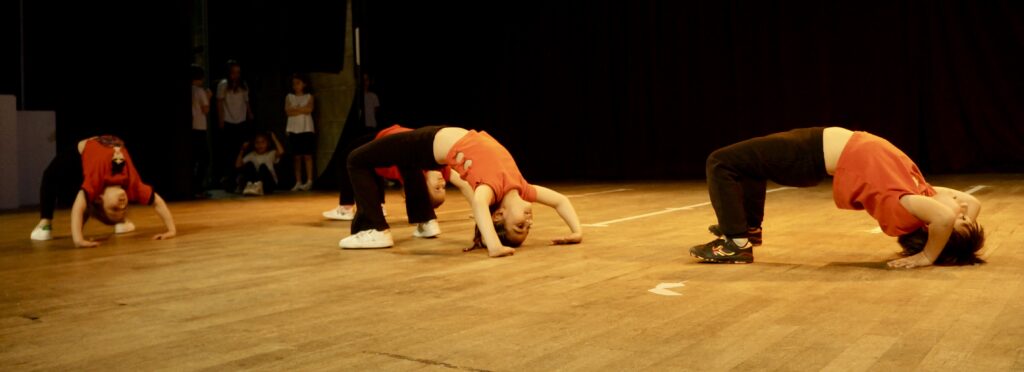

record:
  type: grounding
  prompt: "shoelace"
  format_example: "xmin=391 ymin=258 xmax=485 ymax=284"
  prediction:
xmin=353 ymin=230 xmax=385 ymax=242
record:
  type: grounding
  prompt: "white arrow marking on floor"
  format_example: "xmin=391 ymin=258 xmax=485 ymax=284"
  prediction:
xmin=865 ymin=185 xmax=990 ymax=234
xmin=648 ymin=282 xmax=686 ymax=296
xmin=582 ymin=187 xmax=794 ymax=227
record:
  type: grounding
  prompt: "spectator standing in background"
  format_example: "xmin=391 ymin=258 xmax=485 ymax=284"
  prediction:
xmin=217 ymin=59 xmax=254 ymax=191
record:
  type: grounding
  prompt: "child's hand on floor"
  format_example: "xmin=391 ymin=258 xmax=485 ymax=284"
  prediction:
xmin=464 ymin=241 xmax=516 ymax=258
xmin=887 ymin=252 xmax=933 ymax=269
xmin=552 ymin=232 xmax=582 ymax=245
xmin=75 ymin=239 xmax=99 ymax=248
xmin=488 ymin=246 xmax=516 ymax=258
xmin=153 ymin=231 xmax=176 ymax=240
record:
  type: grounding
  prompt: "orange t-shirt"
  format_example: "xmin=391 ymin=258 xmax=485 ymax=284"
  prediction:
xmin=446 ymin=130 xmax=536 ymax=203
xmin=80 ymin=136 xmax=154 ymax=205
xmin=373 ymin=125 xmax=451 ymax=182
xmin=832 ymin=132 xmax=935 ymax=236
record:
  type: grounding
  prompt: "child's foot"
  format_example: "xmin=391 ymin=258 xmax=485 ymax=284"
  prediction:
xmin=290 ymin=182 xmax=303 ymax=192
xmin=300 ymin=180 xmax=313 ymax=191
xmin=243 ymin=182 xmax=260 ymax=196
xmin=254 ymin=181 xmax=264 ymax=196
xmin=413 ymin=219 xmax=441 ymax=238
xmin=339 ymin=229 xmax=393 ymax=249
xmin=323 ymin=205 xmax=355 ymax=221
xmin=708 ymin=225 xmax=763 ymax=246
xmin=30 ymin=224 xmax=53 ymax=241
xmin=114 ymin=221 xmax=136 ymax=234
xmin=689 ymin=238 xmax=754 ymax=264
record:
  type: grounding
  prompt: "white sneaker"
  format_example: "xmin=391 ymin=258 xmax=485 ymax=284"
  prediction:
xmin=254 ymin=181 xmax=264 ymax=196
xmin=413 ymin=219 xmax=441 ymax=238
xmin=31 ymin=224 xmax=53 ymax=241
xmin=300 ymin=180 xmax=313 ymax=191
xmin=339 ymin=229 xmax=394 ymax=249
xmin=290 ymin=182 xmax=303 ymax=192
xmin=323 ymin=206 xmax=356 ymax=221
xmin=114 ymin=221 xmax=136 ymax=234
xmin=243 ymin=181 xmax=260 ymax=196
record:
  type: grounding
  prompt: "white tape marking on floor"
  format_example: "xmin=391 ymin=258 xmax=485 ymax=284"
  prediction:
xmin=582 ymin=187 xmax=795 ymax=227
xmin=964 ymin=185 xmax=988 ymax=194
xmin=566 ymin=188 xmax=633 ymax=198
xmin=865 ymin=185 xmax=990 ymax=234
xmin=401 ymin=188 xmax=633 ymax=220
xmin=648 ymin=282 xmax=686 ymax=296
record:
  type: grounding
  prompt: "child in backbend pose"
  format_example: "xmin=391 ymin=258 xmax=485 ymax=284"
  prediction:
xmin=690 ymin=127 xmax=984 ymax=268
xmin=217 ymin=60 xmax=254 ymax=191
xmin=30 ymin=135 xmax=177 ymax=247
xmin=322 ymin=124 xmax=450 ymax=232
xmin=236 ymin=132 xmax=285 ymax=196
xmin=339 ymin=126 xmax=582 ymax=257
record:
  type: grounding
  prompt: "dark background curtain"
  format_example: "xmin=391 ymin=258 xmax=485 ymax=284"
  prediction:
xmin=364 ymin=1 xmax=1024 ymax=180
xmin=3 ymin=0 xmax=346 ymax=200
xmin=3 ymin=1 xmax=1022 ymax=201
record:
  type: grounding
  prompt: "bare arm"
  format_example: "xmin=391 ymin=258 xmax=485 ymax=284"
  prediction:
xmin=933 ymin=186 xmax=981 ymax=220
xmin=70 ymin=191 xmax=98 ymax=247
xmin=533 ymin=186 xmax=582 ymax=244
xmin=245 ymin=99 xmax=254 ymax=121
xmin=299 ymin=95 xmax=314 ymax=114
xmin=151 ymin=193 xmax=176 ymax=240
xmin=448 ymin=170 xmax=476 ymax=202
xmin=888 ymin=195 xmax=956 ymax=268
xmin=286 ymin=96 xmax=315 ymax=116
xmin=471 ymin=185 xmax=515 ymax=258
xmin=270 ymin=132 xmax=285 ymax=159
xmin=285 ymin=99 xmax=301 ymax=116
xmin=235 ymin=142 xmax=249 ymax=168
xmin=200 ymin=89 xmax=211 ymax=115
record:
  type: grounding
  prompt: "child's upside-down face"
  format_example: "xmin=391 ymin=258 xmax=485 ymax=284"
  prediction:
xmin=101 ymin=186 xmax=128 ymax=222
xmin=494 ymin=200 xmax=533 ymax=245
xmin=425 ymin=171 xmax=447 ymax=208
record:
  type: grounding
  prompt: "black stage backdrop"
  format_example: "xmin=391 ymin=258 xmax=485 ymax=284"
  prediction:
xmin=7 ymin=0 xmax=346 ymax=200
xmin=14 ymin=0 xmax=193 ymax=198
xmin=363 ymin=1 xmax=1024 ymax=180
xmin=5 ymin=1 xmax=1023 ymax=201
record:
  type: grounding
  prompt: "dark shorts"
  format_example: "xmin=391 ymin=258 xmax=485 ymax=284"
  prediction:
xmin=288 ymin=132 xmax=316 ymax=155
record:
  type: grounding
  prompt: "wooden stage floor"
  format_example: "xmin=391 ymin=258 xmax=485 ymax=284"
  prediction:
xmin=1 ymin=175 xmax=1022 ymax=371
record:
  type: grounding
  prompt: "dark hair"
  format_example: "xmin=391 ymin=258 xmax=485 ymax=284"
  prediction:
xmin=291 ymin=73 xmax=313 ymax=94
xmin=86 ymin=200 xmax=124 ymax=226
xmin=898 ymin=224 xmax=986 ymax=266
xmin=470 ymin=204 xmax=524 ymax=250
xmin=225 ymin=59 xmax=248 ymax=92
xmin=252 ymin=131 xmax=270 ymax=144
xmin=190 ymin=64 xmax=205 ymax=81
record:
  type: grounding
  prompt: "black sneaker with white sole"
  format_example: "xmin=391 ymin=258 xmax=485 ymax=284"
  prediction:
xmin=689 ymin=238 xmax=754 ymax=264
